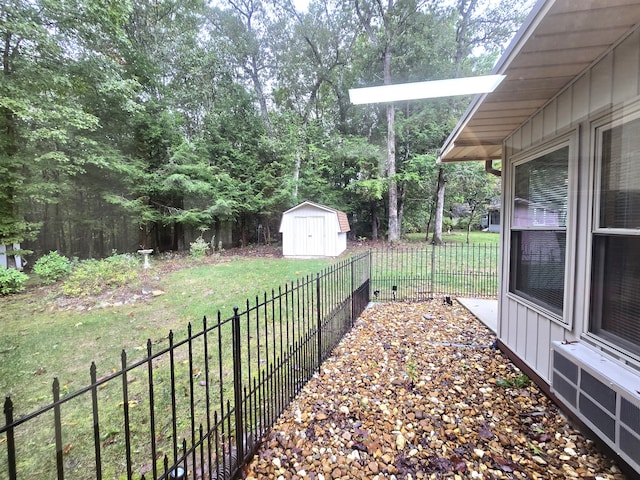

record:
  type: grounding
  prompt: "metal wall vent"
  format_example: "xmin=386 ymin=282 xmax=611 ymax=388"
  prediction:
xmin=551 ymin=342 xmax=640 ymax=475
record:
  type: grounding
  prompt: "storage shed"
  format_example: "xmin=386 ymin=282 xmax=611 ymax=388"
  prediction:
xmin=439 ymin=0 xmax=640 ymax=475
xmin=279 ymin=201 xmax=350 ymax=258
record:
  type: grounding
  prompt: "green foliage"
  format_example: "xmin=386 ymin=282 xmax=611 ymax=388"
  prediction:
xmin=62 ymin=254 xmax=139 ymax=297
xmin=0 ymin=268 xmax=28 ymax=295
xmin=442 ymin=218 xmax=455 ymax=232
xmin=189 ymin=237 xmax=210 ymax=258
xmin=33 ymin=251 xmax=72 ymax=284
xmin=0 ymin=0 xmax=530 ymax=255
xmin=496 ymin=374 xmax=531 ymax=389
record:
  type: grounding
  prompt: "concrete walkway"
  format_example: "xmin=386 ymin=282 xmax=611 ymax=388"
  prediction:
xmin=457 ymin=297 xmax=498 ymax=333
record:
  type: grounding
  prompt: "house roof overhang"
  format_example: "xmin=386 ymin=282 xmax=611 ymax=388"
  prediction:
xmin=438 ymin=0 xmax=640 ymax=163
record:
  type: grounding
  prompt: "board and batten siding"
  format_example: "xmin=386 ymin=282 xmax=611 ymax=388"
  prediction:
xmin=500 ymin=26 xmax=640 ymax=383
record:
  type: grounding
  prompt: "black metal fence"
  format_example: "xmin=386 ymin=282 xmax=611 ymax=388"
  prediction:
xmin=370 ymin=244 xmax=499 ymax=301
xmin=0 ymin=245 xmax=498 ymax=480
xmin=1 ymin=252 xmax=371 ymax=480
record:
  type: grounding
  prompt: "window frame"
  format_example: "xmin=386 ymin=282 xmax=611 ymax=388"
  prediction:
xmin=507 ymin=133 xmax=578 ymax=326
xmin=588 ymin=105 xmax=640 ymax=358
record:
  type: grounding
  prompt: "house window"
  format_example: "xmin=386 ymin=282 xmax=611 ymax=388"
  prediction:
xmin=509 ymin=146 xmax=569 ymax=316
xmin=591 ymin=115 xmax=640 ymax=354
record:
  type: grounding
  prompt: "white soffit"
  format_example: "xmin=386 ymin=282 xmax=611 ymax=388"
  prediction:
xmin=348 ymin=75 xmax=506 ymax=105
xmin=438 ymin=0 xmax=640 ymax=163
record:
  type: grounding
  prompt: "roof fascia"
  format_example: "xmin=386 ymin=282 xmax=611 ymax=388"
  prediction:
xmin=437 ymin=0 xmax=556 ymax=163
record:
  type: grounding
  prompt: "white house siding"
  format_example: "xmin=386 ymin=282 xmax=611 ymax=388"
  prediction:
xmin=501 ymin=26 xmax=640 ymax=383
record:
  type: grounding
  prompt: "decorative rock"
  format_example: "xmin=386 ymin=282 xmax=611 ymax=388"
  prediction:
xmin=241 ymin=302 xmax=626 ymax=480
xmin=347 ymin=450 xmax=360 ymax=461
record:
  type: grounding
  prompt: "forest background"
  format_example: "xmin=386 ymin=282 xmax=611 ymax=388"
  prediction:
xmin=1 ymin=0 xmax=532 ymax=260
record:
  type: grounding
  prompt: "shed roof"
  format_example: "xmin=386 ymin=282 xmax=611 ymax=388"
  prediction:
xmin=438 ymin=0 xmax=640 ymax=163
xmin=282 ymin=201 xmax=351 ymax=233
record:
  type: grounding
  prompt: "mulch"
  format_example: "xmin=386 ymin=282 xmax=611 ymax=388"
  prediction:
xmin=243 ymin=300 xmax=627 ymax=480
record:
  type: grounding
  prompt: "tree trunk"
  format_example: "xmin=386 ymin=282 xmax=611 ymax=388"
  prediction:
xmin=371 ymin=202 xmax=379 ymax=241
xmin=384 ymin=39 xmax=399 ymax=241
xmin=387 ymin=103 xmax=398 ymax=241
xmin=466 ymin=205 xmax=477 ymax=244
xmin=432 ymin=167 xmax=445 ymax=245
xmin=430 ymin=0 xmax=479 ymax=242
xmin=293 ymin=136 xmax=302 ymax=201
xmin=425 ymin=197 xmax=436 ymax=242
xmin=398 ymin=182 xmax=406 ymax=235
xmin=249 ymin=58 xmax=273 ymax=139
xmin=454 ymin=0 xmax=479 ymax=77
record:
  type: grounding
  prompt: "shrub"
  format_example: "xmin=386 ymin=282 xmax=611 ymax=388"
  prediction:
xmin=62 ymin=254 xmax=139 ymax=297
xmin=33 ymin=251 xmax=72 ymax=284
xmin=442 ymin=217 xmax=455 ymax=232
xmin=189 ymin=237 xmax=210 ymax=258
xmin=0 ymin=268 xmax=28 ymax=295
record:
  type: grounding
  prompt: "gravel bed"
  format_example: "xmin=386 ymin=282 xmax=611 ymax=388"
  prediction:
xmin=243 ymin=300 xmax=627 ymax=480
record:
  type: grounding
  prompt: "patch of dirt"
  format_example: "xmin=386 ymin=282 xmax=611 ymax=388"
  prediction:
xmin=30 ymin=244 xmax=285 ymax=312
xmin=16 ymin=241 xmax=403 ymax=312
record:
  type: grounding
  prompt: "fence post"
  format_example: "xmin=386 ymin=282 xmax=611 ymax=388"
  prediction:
xmin=53 ymin=378 xmax=65 ymax=479
xmin=316 ymin=273 xmax=322 ymax=365
xmin=232 ymin=306 xmax=244 ymax=466
xmin=4 ymin=397 xmax=16 ymax=480
xmin=350 ymin=258 xmax=355 ymax=326
xmin=430 ymin=245 xmax=436 ymax=297
xmin=368 ymin=250 xmax=372 ymax=299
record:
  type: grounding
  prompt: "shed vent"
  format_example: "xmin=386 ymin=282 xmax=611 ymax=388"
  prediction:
xmin=551 ymin=342 xmax=640 ymax=474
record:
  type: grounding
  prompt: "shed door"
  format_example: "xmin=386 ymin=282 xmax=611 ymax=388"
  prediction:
xmin=294 ymin=216 xmax=325 ymax=256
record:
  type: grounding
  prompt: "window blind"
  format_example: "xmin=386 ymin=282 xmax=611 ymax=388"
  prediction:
xmin=514 ymin=147 xmax=568 ymax=228
xmin=591 ymin=235 xmax=640 ymax=353
xmin=600 ymin=118 xmax=640 ymax=229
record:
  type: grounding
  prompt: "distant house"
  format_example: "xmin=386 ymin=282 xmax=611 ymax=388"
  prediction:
xmin=439 ymin=0 xmax=640 ymax=474
xmin=482 ymin=206 xmax=501 ymax=233
xmin=279 ymin=201 xmax=350 ymax=258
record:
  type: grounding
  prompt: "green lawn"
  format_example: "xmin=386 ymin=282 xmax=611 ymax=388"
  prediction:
xmin=404 ymin=229 xmax=500 ymax=245
xmin=0 ymin=242 xmax=497 ymax=478
xmin=1 ymin=253 xmax=339 ymax=479
xmin=0 ymin=255 xmax=334 ymax=409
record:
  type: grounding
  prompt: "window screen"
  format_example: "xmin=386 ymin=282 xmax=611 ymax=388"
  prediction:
xmin=600 ymin=117 xmax=640 ymax=229
xmin=591 ymin=115 xmax=640 ymax=354
xmin=513 ymin=147 xmax=568 ymax=228
xmin=511 ymin=231 xmax=566 ymax=314
xmin=591 ymin=235 xmax=640 ymax=353
xmin=510 ymin=146 xmax=568 ymax=316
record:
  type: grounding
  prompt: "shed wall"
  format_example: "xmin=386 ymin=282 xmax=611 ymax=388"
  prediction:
xmin=281 ymin=204 xmax=345 ymax=258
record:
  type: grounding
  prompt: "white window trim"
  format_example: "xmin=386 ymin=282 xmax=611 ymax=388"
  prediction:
xmin=583 ymin=101 xmax=640 ymax=366
xmin=506 ymin=131 xmax=579 ymax=328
